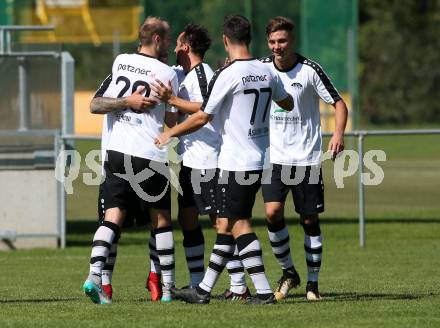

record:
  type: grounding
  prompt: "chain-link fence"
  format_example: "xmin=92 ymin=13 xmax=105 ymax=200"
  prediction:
xmin=59 ymin=130 xmax=440 ymax=248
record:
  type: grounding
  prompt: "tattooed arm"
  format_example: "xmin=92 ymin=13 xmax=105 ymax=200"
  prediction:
xmin=90 ymin=86 xmax=157 ymax=114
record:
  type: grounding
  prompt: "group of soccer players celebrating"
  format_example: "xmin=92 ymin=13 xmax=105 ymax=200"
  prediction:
xmin=82 ymin=14 xmax=348 ymax=305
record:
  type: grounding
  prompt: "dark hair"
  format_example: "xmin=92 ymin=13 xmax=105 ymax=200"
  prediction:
xmin=265 ymin=16 xmax=295 ymax=36
xmin=223 ymin=15 xmax=251 ymax=46
xmin=181 ymin=23 xmax=212 ymax=58
xmin=138 ymin=16 xmax=170 ymax=46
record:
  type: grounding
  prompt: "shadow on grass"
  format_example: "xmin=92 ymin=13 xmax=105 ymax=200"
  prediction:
xmin=67 ymin=217 xmax=440 ymax=246
xmin=322 ymin=218 xmax=440 ymax=224
xmin=1 ymin=293 xmax=434 ymax=305
xmin=285 ymin=291 xmax=435 ymax=303
xmin=0 ymin=297 xmax=79 ymax=304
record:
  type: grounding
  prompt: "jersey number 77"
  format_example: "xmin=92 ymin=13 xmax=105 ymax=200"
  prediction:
xmin=244 ymin=87 xmax=272 ymax=125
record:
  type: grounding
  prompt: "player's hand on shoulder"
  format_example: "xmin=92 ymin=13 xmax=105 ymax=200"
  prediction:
xmin=151 ymin=79 xmax=173 ymax=104
xmin=126 ymin=86 xmax=157 ymax=112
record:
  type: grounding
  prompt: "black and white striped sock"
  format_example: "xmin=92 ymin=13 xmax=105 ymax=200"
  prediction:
xmin=236 ymin=232 xmax=272 ymax=296
xmin=304 ymin=234 xmax=322 ymax=282
xmin=155 ymin=226 xmax=175 ymax=288
xmin=267 ymin=220 xmax=294 ymax=270
xmin=102 ymin=232 xmax=120 ymax=285
xmin=226 ymin=245 xmax=247 ymax=294
xmin=198 ymin=234 xmax=235 ymax=294
xmin=182 ymin=226 xmax=205 ymax=287
xmin=89 ymin=221 xmax=120 ymax=282
xmin=149 ymin=230 xmax=161 ymax=274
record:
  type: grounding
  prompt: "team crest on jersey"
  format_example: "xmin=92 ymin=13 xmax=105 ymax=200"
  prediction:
xmin=259 ymin=56 xmax=273 ymax=63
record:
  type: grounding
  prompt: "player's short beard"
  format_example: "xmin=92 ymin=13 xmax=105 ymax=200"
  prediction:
xmin=176 ymin=52 xmax=186 ymax=67
xmin=274 ymin=49 xmax=291 ymax=63
xmin=273 ymin=49 xmax=285 ymax=58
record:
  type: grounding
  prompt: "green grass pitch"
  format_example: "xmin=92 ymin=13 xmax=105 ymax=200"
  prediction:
xmin=0 ymin=136 xmax=439 ymax=327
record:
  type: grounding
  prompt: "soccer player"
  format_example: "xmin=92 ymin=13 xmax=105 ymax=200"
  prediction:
xmin=155 ymin=15 xmax=293 ymax=304
xmin=82 ymin=16 xmax=179 ymax=304
xmin=152 ymin=24 xmax=250 ymax=300
xmin=94 ymin=48 xmax=175 ymax=303
xmin=94 ymin=47 xmax=178 ymax=303
xmin=260 ymin=16 xmax=348 ymax=301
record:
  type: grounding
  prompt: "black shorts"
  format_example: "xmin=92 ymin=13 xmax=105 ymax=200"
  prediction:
xmin=178 ymin=164 xmax=218 ymax=215
xmin=98 ymin=183 xmax=150 ymax=227
xmin=216 ymin=170 xmax=262 ymax=219
xmin=262 ymin=164 xmax=324 ymax=216
xmin=99 ymin=150 xmax=171 ymax=224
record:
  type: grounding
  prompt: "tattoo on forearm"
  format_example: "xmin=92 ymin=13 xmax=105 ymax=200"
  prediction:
xmin=91 ymin=97 xmax=128 ymax=114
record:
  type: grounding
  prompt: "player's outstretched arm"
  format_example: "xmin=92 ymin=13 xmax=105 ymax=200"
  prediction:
xmin=328 ymin=99 xmax=348 ymax=160
xmin=155 ymin=111 xmax=211 ymax=146
xmin=151 ymin=79 xmax=201 ymax=114
xmin=275 ymin=94 xmax=294 ymax=112
xmin=169 ymin=97 xmax=202 ymax=114
xmin=90 ymin=86 xmax=157 ymax=114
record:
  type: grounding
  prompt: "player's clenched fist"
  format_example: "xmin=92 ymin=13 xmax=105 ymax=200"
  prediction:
xmin=154 ymin=131 xmax=171 ymax=148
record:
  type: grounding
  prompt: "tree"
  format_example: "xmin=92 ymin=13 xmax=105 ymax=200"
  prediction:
xmin=360 ymin=0 xmax=440 ymax=125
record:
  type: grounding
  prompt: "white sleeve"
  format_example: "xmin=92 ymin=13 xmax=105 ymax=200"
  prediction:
xmin=166 ymin=71 xmax=180 ymax=113
xmin=171 ymin=83 xmax=190 ymax=113
xmin=94 ymin=73 xmax=113 ymax=98
xmin=180 ymin=83 xmax=191 ymax=100
xmin=270 ymin=72 xmax=289 ymax=102
xmin=171 ymin=65 xmax=186 ymax=84
xmin=94 ymin=58 xmax=119 ymax=98
xmin=201 ymin=69 xmax=230 ymax=115
xmin=311 ymin=65 xmax=342 ymax=104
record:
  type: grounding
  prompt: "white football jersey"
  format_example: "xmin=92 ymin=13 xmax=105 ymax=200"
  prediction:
xmin=261 ymin=54 xmax=342 ymax=166
xmin=202 ymin=58 xmax=288 ymax=171
xmin=175 ymin=63 xmax=219 ymax=169
xmin=171 ymin=65 xmax=187 ymax=85
xmin=95 ymin=53 xmax=179 ymax=163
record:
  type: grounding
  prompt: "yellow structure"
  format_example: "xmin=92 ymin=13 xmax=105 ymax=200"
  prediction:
xmin=74 ymin=91 xmax=102 ymax=135
xmin=21 ymin=1 xmax=142 ymax=45
xmin=35 ymin=0 xmax=100 ymax=45
xmin=320 ymin=92 xmax=353 ymax=132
